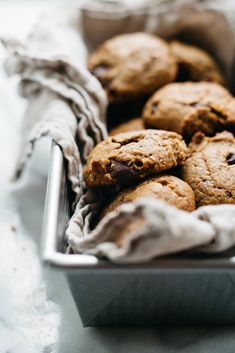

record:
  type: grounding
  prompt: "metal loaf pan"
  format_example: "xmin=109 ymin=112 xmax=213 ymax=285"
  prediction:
xmin=42 ymin=142 xmax=235 ymax=327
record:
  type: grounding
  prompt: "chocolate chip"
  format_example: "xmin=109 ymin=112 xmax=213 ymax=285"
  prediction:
xmin=226 ymin=190 xmax=232 ymax=197
xmin=160 ymin=180 xmax=168 ymax=186
xmin=110 ymin=161 xmax=138 ymax=184
xmin=151 ymin=103 xmax=158 ymax=114
xmin=226 ymin=153 xmax=235 ymax=165
xmin=135 ymin=159 xmax=143 ymax=167
xmin=91 ymin=64 xmax=108 ymax=78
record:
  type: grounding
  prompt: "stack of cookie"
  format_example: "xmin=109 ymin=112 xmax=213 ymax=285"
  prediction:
xmin=85 ymin=32 xmax=235 ymax=218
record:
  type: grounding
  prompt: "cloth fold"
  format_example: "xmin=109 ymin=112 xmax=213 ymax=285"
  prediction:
xmin=16 ymin=89 xmax=83 ymax=199
xmin=67 ymin=198 xmax=216 ymax=263
xmin=2 ymin=6 xmax=107 ymax=201
xmin=67 ymin=198 xmax=235 ymax=263
xmin=3 ymin=0 xmax=235 ymax=263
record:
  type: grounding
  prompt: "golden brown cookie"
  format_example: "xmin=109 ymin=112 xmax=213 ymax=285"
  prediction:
xmin=109 ymin=117 xmax=144 ymax=136
xmin=170 ymin=40 xmax=225 ymax=85
xmin=101 ymin=175 xmax=196 ymax=217
xmin=88 ymin=33 xmax=177 ymax=102
xmin=84 ymin=129 xmax=187 ymax=187
xmin=182 ymin=131 xmax=235 ymax=207
xmin=143 ymin=82 xmax=235 ymax=140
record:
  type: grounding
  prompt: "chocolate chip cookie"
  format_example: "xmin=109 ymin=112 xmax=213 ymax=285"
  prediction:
xmin=101 ymin=175 xmax=196 ymax=217
xmin=84 ymin=130 xmax=187 ymax=187
xmin=143 ymin=82 xmax=235 ymax=140
xmin=109 ymin=117 xmax=144 ymax=136
xmin=170 ymin=40 xmax=225 ymax=84
xmin=182 ymin=131 xmax=235 ymax=207
xmin=88 ymin=32 xmax=177 ymax=102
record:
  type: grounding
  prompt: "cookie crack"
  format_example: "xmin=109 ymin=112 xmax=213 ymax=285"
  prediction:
xmin=160 ymin=182 xmax=186 ymax=199
xmin=111 ymin=135 xmax=143 ymax=147
xmin=209 ymin=106 xmax=227 ymax=120
xmin=203 ymin=152 xmax=232 ymax=196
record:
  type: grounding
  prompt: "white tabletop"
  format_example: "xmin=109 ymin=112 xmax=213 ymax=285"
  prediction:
xmin=1 ymin=2 xmax=235 ymax=352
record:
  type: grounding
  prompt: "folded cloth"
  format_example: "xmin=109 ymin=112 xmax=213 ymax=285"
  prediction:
xmin=16 ymin=89 xmax=83 ymax=199
xmin=67 ymin=197 xmax=235 ymax=263
xmin=2 ymin=6 xmax=107 ymax=201
xmin=3 ymin=0 xmax=235 ymax=262
xmin=195 ymin=205 xmax=235 ymax=253
xmin=67 ymin=198 xmax=215 ymax=263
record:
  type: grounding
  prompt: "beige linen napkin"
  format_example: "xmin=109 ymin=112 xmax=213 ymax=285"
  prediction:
xmin=67 ymin=198 xmax=215 ymax=263
xmin=2 ymin=6 xmax=107 ymax=201
xmin=4 ymin=0 xmax=235 ymax=263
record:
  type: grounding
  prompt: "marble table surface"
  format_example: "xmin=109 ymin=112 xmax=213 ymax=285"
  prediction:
xmin=1 ymin=1 xmax=235 ymax=352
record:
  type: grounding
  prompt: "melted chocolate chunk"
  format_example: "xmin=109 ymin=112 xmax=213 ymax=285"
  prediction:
xmin=110 ymin=161 xmax=138 ymax=184
xmin=226 ymin=153 xmax=235 ymax=165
